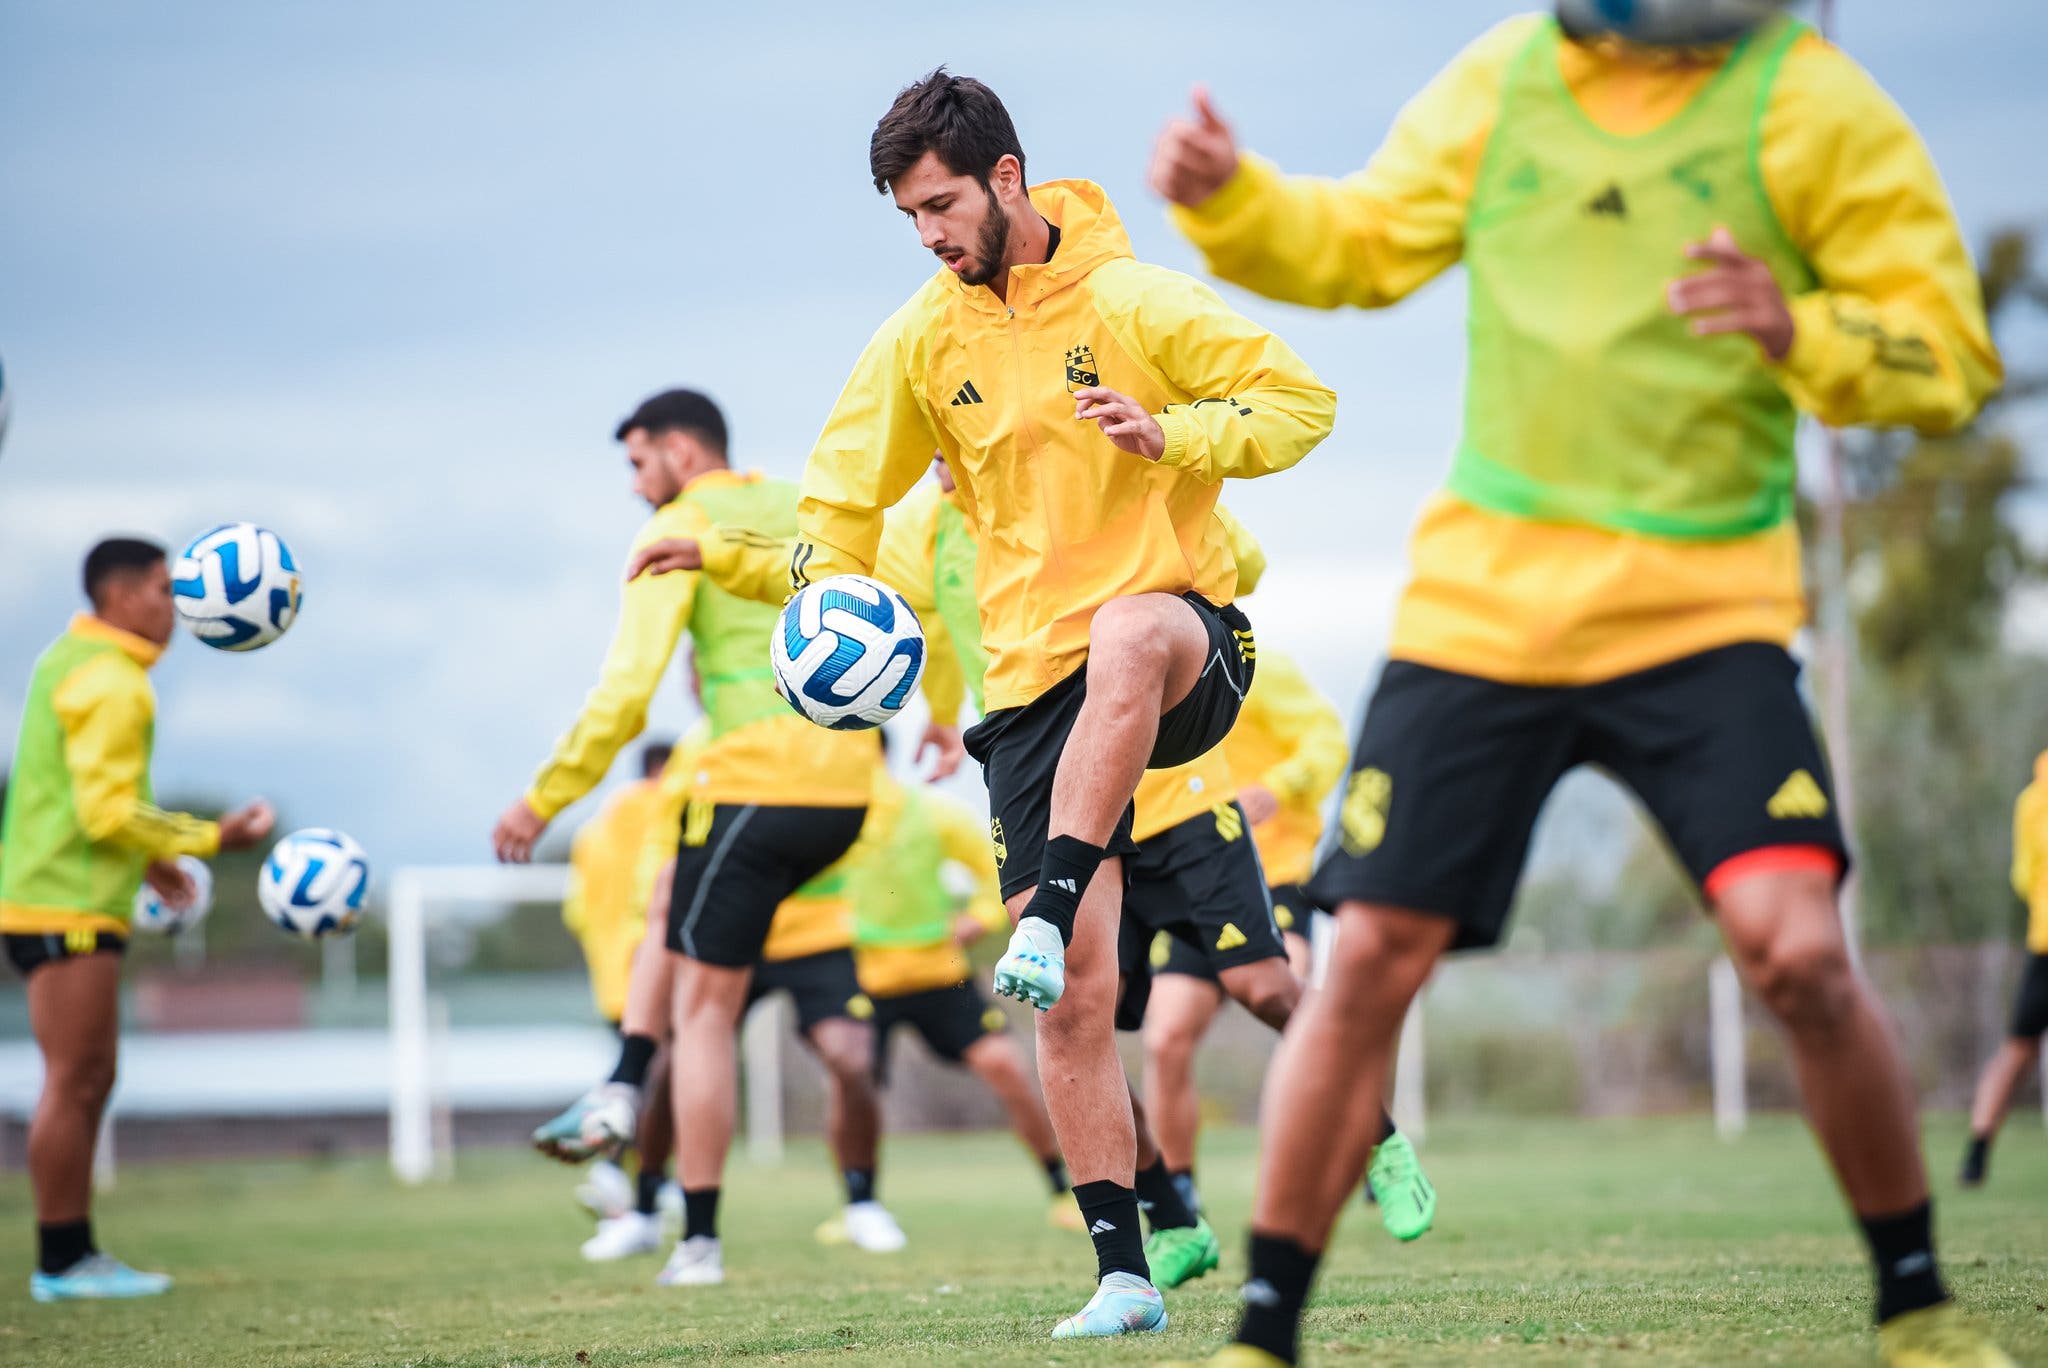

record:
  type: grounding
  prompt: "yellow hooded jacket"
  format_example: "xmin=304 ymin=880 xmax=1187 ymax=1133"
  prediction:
xmin=791 ymin=179 xmax=1334 ymax=713
xmin=563 ymin=775 xmax=669 ymax=1021
xmin=1221 ymin=648 xmax=1349 ymax=888
xmin=2012 ymin=751 xmax=2048 ymax=955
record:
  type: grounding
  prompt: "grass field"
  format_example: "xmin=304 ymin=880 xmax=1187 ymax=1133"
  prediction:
xmin=1 ymin=1115 xmax=2042 ymax=1366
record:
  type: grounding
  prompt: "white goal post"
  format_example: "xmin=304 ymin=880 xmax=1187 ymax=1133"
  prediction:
xmin=385 ymin=863 xmax=785 ymax=1184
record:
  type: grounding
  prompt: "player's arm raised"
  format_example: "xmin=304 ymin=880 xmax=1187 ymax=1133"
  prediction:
xmin=501 ymin=510 xmax=702 ymax=861
xmin=1150 ymin=22 xmax=1526 ymax=310
xmin=793 ymin=311 xmax=943 ymax=588
xmin=1094 ymin=264 xmax=1334 ymax=482
xmin=1669 ymin=46 xmax=2001 ymax=434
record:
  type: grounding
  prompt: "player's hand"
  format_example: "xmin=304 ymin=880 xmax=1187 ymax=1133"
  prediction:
xmin=1668 ymin=225 xmax=1795 ymax=361
xmin=144 ymin=859 xmax=198 ymax=911
xmin=625 ymin=537 xmax=703 ymax=581
xmin=493 ymin=798 xmax=546 ymax=864
xmin=953 ymin=913 xmax=990 ymax=947
xmin=1074 ymin=387 xmax=1166 ymax=461
xmin=916 ymin=722 xmax=966 ymax=780
xmin=1236 ymin=784 xmax=1280 ymax=827
xmin=217 ymin=798 xmax=276 ymax=852
xmin=1149 ymin=86 xmax=1240 ymax=208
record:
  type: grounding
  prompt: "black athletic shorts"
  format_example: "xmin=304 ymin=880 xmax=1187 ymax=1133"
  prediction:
xmin=1113 ymin=802 xmax=1287 ymax=1028
xmin=964 ymin=593 xmax=1255 ymax=901
xmin=1306 ymin=642 xmax=1850 ymax=950
xmin=1155 ymin=883 xmax=1313 ymax=983
xmin=870 ymin=980 xmax=1007 ymax=1082
xmin=2011 ymin=953 xmax=2048 ymax=1040
xmin=4 ymin=929 xmax=127 ymax=979
xmin=667 ymin=803 xmax=866 ymax=967
xmin=747 ymin=948 xmax=871 ymax=1036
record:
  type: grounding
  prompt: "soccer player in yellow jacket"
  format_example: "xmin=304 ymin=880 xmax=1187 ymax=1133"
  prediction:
xmin=1960 ymin=750 xmax=2048 ymax=1189
xmin=1 ymin=538 xmax=273 ymax=1302
xmin=1149 ymin=3 xmax=2004 ymax=1364
xmin=795 ymin=70 xmax=1333 ymax=1339
xmin=493 ymin=389 xmax=873 ymax=1290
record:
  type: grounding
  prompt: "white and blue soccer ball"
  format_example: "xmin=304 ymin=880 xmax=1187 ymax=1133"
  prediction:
xmin=258 ymin=828 xmax=369 ymax=939
xmin=771 ymin=573 xmax=925 ymax=730
xmin=132 ymin=855 xmax=213 ymax=935
xmin=172 ymin=522 xmax=303 ymax=652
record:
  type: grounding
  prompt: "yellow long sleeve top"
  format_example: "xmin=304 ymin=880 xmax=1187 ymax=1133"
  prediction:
xmin=563 ymin=776 xmax=669 ymax=1022
xmin=2012 ymin=752 xmax=2048 ymax=955
xmin=1172 ymin=15 xmax=2001 ymax=686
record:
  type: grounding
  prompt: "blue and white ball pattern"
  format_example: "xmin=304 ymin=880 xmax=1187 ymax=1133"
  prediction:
xmin=771 ymin=574 xmax=925 ymax=730
xmin=258 ymin=828 xmax=369 ymax=939
xmin=172 ymin=522 xmax=303 ymax=652
xmin=132 ymin=855 xmax=213 ymax=935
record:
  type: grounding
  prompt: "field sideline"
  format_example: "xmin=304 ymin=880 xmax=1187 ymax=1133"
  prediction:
xmin=1 ymin=1115 xmax=2042 ymax=1366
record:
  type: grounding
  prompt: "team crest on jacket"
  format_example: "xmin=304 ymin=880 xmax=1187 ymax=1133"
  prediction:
xmin=1064 ymin=345 xmax=1098 ymax=392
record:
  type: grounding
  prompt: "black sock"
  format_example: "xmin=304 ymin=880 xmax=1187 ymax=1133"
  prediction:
xmin=37 ymin=1219 xmax=94 ymax=1276
xmin=1072 ymin=1180 xmax=1149 ymax=1282
xmin=608 ymin=1033 xmax=658 ymax=1089
xmin=1379 ymin=1109 xmax=1398 ymax=1142
xmin=1860 ymin=1201 xmax=1947 ymax=1323
xmin=1135 ymin=1158 xmax=1197 ymax=1233
xmin=844 ymin=1168 xmax=876 ymax=1206
xmin=1021 ymin=835 xmax=1109 ymax=945
xmin=682 ymin=1187 xmax=720 ymax=1242
xmin=1235 ymin=1231 xmax=1322 ymax=1365
xmin=1043 ymin=1156 xmax=1070 ymax=1196
xmin=1170 ymin=1167 xmax=1202 ymax=1216
xmin=1961 ymin=1135 xmax=1989 ymax=1181
xmin=634 ymin=1167 xmax=666 ymax=1216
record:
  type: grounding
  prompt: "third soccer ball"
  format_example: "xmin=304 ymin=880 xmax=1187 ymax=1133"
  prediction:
xmin=258 ymin=828 xmax=369 ymax=939
xmin=771 ymin=574 xmax=925 ymax=730
xmin=172 ymin=522 xmax=303 ymax=652
xmin=132 ymin=855 xmax=213 ymax=936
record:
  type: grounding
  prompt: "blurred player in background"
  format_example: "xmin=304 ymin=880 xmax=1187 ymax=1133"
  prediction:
xmin=560 ymin=739 xmax=676 ymax=1247
xmin=1960 ymin=749 xmax=2048 ymax=1188
xmin=846 ymin=739 xmax=1084 ymax=1232
xmin=1 ymin=538 xmax=274 ymax=1301
xmin=494 ymin=389 xmax=874 ymax=1288
xmin=1150 ymin=1 xmax=2004 ymax=1363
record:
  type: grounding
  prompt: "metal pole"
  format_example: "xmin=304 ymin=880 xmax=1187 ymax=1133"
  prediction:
xmin=742 ymin=996 xmax=786 ymax=1165
xmin=388 ymin=870 xmax=434 ymax=1184
xmin=1709 ymin=956 xmax=1748 ymax=1138
xmin=1392 ymin=993 xmax=1427 ymax=1144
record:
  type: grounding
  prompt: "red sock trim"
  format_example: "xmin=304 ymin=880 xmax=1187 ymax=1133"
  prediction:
xmin=1703 ymin=843 xmax=1842 ymax=904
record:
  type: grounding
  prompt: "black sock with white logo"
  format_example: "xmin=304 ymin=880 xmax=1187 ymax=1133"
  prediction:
xmin=1860 ymin=1201 xmax=1946 ymax=1323
xmin=1022 ymin=836 xmax=1107 ymax=946
xmin=1135 ymin=1158 xmax=1197 ymax=1233
xmin=1236 ymin=1231 xmax=1321 ymax=1365
xmin=1072 ymin=1179 xmax=1149 ymax=1282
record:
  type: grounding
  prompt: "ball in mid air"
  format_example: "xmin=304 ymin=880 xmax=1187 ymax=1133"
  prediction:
xmin=172 ymin=522 xmax=303 ymax=652
xmin=771 ymin=574 xmax=925 ymax=731
xmin=132 ymin=855 xmax=214 ymax=935
xmin=258 ymin=828 xmax=369 ymax=939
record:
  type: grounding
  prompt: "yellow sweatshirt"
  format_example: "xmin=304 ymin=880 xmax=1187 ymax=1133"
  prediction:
xmin=564 ymin=776 xmax=668 ymax=1021
xmin=1221 ymin=648 xmax=1349 ymax=887
xmin=1172 ymin=15 xmax=2000 ymax=686
xmin=848 ymin=774 xmax=1009 ymax=998
xmin=2012 ymin=751 xmax=2048 ymax=955
xmin=793 ymin=179 xmax=1334 ymax=712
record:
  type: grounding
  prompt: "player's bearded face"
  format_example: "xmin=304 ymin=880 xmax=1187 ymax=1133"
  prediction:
xmin=951 ymin=180 xmax=1011 ymax=287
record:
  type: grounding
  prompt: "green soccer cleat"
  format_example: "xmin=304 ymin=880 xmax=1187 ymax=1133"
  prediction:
xmin=1368 ymin=1131 xmax=1436 ymax=1242
xmin=1144 ymin=1216 xmax=1221 ymax=1290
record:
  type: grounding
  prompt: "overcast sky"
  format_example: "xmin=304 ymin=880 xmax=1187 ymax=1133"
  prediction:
xmin=2 ymin=0 xmax=2043 ymax=882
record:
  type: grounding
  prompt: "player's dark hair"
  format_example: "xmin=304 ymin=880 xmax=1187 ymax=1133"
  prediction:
xmin=614 ymin=389 xmax=729 ymax=456
xmin=640 ymin=741 xmax=673 ymax=779
xmin=83 ymin=537 xmax=166 ymax=606
xmin=870 ymin=68 xmax=1025 ymax=194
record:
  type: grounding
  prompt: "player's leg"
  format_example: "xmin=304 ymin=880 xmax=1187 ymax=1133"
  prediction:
xmin=1139 ymin=963 xmax=1223 ymax=1198
xmin=792 ymin=960 xmax=904 ymax=1254
xmin=1215 ymin=956 xmax=1298 ymax=1030
xmin=998 ymin=593 xmax=1250 ymax=1009
xmin=19 ymin=937 xmax=168 ymax=1301
xmin=538 ymin=860 xmax=676 ymax=1163
xmin=1962 ymin=955 xmax=2048 ymax=1186
xmin=1130 ymin=1081 xmax=1219 ymax=1290
xmin=581 ymin=1041 xmax=672 ymax=1261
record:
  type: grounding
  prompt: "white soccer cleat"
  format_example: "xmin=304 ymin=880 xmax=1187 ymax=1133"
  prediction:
xmin=993 ymin=916 xmax=1067 ymax=1010
xmin=580 ymin=1211 xmax=661 ymax=1262
xmin=575 ymin=1159 xmax=634 ymax=1218
xmin=656 ymin=1235 xmax=724 ymax=1287
xmin=1049 ymin=1270 xmax=1166 ymax=1338
xmin=840 ymin=1201 xmax=908 ymax=1253
xmin=532 ymin=1082 xmax=639 ymax=1163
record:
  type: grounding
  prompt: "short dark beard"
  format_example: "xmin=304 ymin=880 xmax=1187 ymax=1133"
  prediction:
xmin=956 ymin=179 xmax=1013 ymax=288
